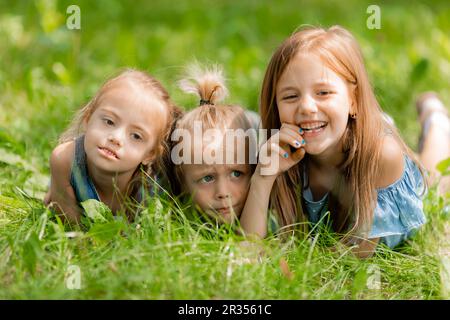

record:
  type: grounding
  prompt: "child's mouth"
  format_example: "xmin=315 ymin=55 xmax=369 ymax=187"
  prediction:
xmin=216 ymin=207 xmax=232 ymax=215
xmin=98 ymin=147 xmax=119 ymax=159
xmin=300 ymin=122 xmax=327 ymax=137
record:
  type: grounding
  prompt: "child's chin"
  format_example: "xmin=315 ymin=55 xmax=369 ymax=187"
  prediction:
xmin=303 ymin=144 xmax=325 ymax=155
xmin=221 ymin=212 xmax=241 ymax=225
xmin=215 ymin=216 xmax=233 ymax=225
xmin=211 ymin=214 xmax=237 ymax=225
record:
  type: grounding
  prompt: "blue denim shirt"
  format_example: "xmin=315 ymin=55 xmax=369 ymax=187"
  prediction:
xmin=302 ymin=155 xmax=426 ymax=248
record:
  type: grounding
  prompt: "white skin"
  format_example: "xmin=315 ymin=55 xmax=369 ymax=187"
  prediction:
xmin=181 ymin=133 xmax=252 ymax=225
xmin=44 ymin=81 xmax=168 ymax=223
xmin=182 ymin=163 xmax=252 ymax=224
xmin=240 ymin=53 xmax=405 ymax=258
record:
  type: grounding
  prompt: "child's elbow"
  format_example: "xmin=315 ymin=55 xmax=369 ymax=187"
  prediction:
xmin=49 ymin=200 xmax=81 ymax=225
xmin=354 ymin=249 xmax=376 ymax=259
xmin=352 ymin=237 xmax=380 ymax=259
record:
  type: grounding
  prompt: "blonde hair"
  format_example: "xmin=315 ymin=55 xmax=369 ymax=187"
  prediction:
xmin=59 ymin=69 xmax=181 ymax=215
xmin=260 ymin=25 xmax=425 ymax=242
xmin=167 ymin=64 xmax=254 ymax=195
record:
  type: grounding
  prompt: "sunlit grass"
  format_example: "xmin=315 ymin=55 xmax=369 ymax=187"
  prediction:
xmin=0 ymin=0 xmax=449 ymax=299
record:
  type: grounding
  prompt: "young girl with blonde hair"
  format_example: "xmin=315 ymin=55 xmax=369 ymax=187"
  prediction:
xmin=240 ymin=25 xmax=448 ymax=258
xmin=168 ymin=64 xmax=258 ymax=226
xmin=44 ymin=69 xmax=180 ymax=223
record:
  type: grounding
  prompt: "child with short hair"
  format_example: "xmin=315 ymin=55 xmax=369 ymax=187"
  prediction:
xmin=239 ymin=26 xmax=448 ymax=258
xmin=44 ymin=69 xmax=180 ymax=223
xmin=168 ymin=64 xmax=258 ymax=226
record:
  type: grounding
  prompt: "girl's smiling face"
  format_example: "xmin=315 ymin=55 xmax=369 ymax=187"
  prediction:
xmin=83 ymin=83 xmax=167 ymax=176
xmin=276 ymin=53 xmax=355 ymax=158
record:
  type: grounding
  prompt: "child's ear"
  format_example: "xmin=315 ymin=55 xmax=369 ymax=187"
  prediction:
xmin=350 ymin=101 xmax=356 ymax=115
xmin=142 ymin=147 xmax=160 ymax=166
xmin=81 ymin=115 xmax=90 ymax=130
xmin=348 ymin=83 xmax=358 ymax=114
xmin=142 ymin=144 xmax=165 ymax=166
xmin=141 ymin=153 xmax=155 ymax=166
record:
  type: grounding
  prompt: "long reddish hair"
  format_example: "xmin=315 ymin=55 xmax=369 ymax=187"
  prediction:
xmin=260 ymin=25 xmax=424 ymax=241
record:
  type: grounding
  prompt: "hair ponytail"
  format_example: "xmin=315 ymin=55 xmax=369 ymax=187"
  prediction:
xmin=178 ymin=64 xmax=229 ymax=106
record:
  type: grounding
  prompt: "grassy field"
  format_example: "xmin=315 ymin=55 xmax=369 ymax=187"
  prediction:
xmin=0 ymin=0 xmax=449 ymax=299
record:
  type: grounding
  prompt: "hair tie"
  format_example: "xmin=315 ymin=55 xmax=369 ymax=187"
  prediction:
xmin=200 ymin=99 xmax=212 ymax=106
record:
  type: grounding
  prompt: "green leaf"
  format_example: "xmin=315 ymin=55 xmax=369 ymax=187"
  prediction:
xmin=87 ymin=221 xmax=125 ymax=243
xmin=22 ymin=232 xmax=41 ymax=275
xmin=80 ymin=199 xmax=112 ymax=224
xmin=436 ymin=157 xmax=450 ymax=176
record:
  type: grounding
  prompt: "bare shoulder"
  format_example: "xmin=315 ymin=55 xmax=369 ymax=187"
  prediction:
xmin=48 ymin=140 xmax=80 ymax=223
xmin=50 ymin=140 xmax=75 ymax=179
xmin=376 ymin=135 xmax=405 ymax=189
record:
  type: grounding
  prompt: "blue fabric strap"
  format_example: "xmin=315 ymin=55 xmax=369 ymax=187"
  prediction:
xmin=70 ymin=135 xmax=100 ymax=203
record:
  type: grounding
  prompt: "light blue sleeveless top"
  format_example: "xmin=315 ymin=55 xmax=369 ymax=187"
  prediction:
xmin=302 ymin=155 xmax=426 ymax=248
xmin=70 ymin=135 xmax=154 ymax=207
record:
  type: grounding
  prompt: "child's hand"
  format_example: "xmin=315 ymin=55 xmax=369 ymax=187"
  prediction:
xmin=258 ymin=123 xmax=306 ymax=176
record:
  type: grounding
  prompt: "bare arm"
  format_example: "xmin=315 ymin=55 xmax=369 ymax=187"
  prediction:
xmin=239 ymin=123 xmax=306 ymax=239
xmin=239 ymin=169 xmax=277 ymax=239
xmin=46 ymin=142 xmax=82 ymax=225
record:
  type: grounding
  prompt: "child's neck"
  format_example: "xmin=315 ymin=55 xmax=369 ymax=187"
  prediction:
xmin=309 ymin=146 xmax=345 ymax=170
xmin=86 ymin=161 xmax=133 ymax=206
xmin=306 ymin=150 xmax=344 ymax=201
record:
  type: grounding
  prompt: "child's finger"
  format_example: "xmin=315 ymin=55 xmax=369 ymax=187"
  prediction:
xmin=281 ymin=122 xmax=302 ymax=133
xmin=281 ymin=129 xmax=306 ymax=149
xmin=270 ymin=142 xmax=289 ymax=159
xmin=280 ymin=124 xmax=305 ymax=145
xmin=278 ymin=131 xmax=305 ymax=150
xmin=291 ymin=146 xmax=306 ymax=162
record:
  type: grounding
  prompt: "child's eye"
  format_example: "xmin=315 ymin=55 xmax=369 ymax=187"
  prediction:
xmin=131 ymin=133 xmax=142 ymax=141
xmin=231 ymin=170 xmax=242 ymax=178
xmin=282 ymin=95 xmax=297 ymax=100
xmin=103 ymin=118 xmax=114 ymax=126
xmin=317 ymin=90 xmax=331 ymax=96
xmin=199 ymin=175 xmax=214 ymax=184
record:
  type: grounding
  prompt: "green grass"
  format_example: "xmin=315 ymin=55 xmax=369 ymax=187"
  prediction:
xmin=0 ymin=0 xmax=449 ymax=299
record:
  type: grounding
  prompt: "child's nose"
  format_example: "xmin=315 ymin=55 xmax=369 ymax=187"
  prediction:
xmin=215 ymin=179 xmax=231 ymax=200
xmin=297 ymin=95 xmax=318 ymax=115
xmin=108 ymin=131 xmax=124 ymax=147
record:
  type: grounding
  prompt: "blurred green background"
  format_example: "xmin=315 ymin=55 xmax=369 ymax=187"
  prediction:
xmin=0 ymin=0 xmax=449 ymax=300
xmin=0 ymin=0 xmax=449 ymax=180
